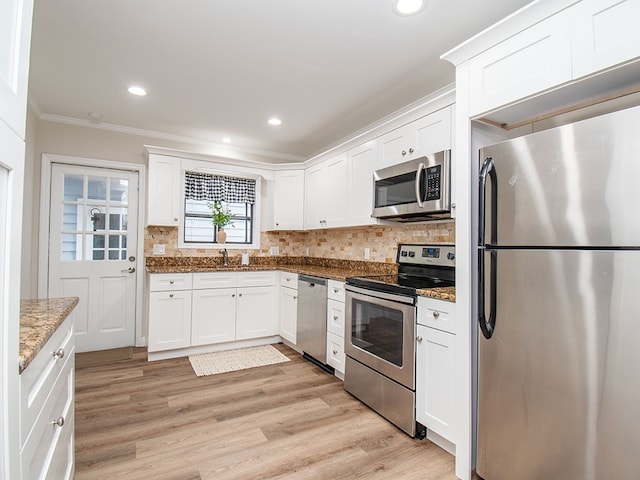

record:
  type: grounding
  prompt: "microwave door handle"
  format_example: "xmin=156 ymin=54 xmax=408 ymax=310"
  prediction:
xmin=414 ymin=162 xmax=425 ymax=208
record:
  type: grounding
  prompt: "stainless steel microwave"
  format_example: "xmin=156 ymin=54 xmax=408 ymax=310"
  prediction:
xmin=372 ymin=150 xmax=451 ymax=222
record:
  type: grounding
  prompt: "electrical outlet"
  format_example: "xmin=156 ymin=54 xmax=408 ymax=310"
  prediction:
xmin=364 ymin=247 xmax=370 ymax=260
xmin=270 ymin=246 xmax=279 ymax=256
xmin=153 ymin=244 xmax=165 ymax=255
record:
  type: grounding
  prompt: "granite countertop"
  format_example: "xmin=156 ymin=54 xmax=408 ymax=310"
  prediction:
xmin=146 ymin=256 xmax=456 ymax=301
xmin=19 ymin=297 xmax=79 ymax=373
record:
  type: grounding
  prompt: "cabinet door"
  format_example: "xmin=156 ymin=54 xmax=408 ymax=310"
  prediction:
xmin=147 ymin=155 xmax=181 ymax=226
xmin=273 ymin=170 xmax=304 ymax=230
xmin=377 ymin=125 xmax=409 ymax=169
xmin=191 ymin=288 xmax=236 ymax=346
xmin=468 ymin=9 xmax=572 ymax=116
xmin=348 ymin=140 xmax=378 ymax=226
xmin=324 ymin=153 xmax=348 ymax=228
xmin=416 ymin=324 xmax=455 ymax=443
xmin=411 ymin=107 xmax=452 ymax=156
xmin=148 ymin=291 xmax=192 ymax=352
xmin=236 ymin=286 xmax=277 ymax=340
xmin=279 ymin=287 xmax=297 ymax=344
xmin=571 ymin=0 xmax=640 ymax=79
xmin=326 ymin=331 xmax=345 ymax=374
xmin=0 ymin=0 xmax=33 ymax=138
xmin=304 ymin=163 xmax=326 ymax=229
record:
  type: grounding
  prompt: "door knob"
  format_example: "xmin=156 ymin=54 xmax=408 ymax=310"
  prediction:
xmin=121 ymin=267 xmax=136 ymax=273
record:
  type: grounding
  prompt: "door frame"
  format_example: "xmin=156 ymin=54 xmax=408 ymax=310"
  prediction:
xmin=38 ymin=153 xmax=147 ymax=347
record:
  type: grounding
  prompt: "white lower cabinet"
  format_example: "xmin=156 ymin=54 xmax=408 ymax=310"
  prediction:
xmin=279 ymin=272 xmax=298 ymax=345
xmin=326 ymin=280 xmax=346 ymax=376
xmin=147 ymin=271 xmax=278 ymax=358
xmin=20 ymin=316 xmax=75 ymax=480
xmin=416 ymin=296 xmax=456 ymax=450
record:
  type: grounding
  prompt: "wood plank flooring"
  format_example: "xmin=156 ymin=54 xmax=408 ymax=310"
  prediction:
xmin=75 ymin=344 xmax=456 ymax=480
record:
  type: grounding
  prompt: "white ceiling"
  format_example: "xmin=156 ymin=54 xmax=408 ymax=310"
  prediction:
xmin=28 ymin=0 xmax=532 ymax=162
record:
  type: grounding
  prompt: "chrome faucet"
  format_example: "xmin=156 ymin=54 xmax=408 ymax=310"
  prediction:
xmin=220 ymin=248 xmax=229 ymax=266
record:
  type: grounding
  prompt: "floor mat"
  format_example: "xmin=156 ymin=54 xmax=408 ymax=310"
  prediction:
xmin=189 ymin=344 xmax=290 ymax=376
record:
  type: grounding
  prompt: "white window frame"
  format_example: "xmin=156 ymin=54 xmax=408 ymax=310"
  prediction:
xmin=178 ymin=166 xmax=262 ymax=250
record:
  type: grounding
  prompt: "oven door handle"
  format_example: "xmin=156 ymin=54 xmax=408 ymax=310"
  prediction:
xmin=345 ymin=285 xmax=416 ymax=305
xmin=415 ymin=162 xmax=425 ymax=208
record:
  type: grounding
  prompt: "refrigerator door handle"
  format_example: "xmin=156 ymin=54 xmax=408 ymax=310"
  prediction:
xmin=478 ymin=156 xmax=497 ymax=246
xmin=478 ymin=249 xmax=497 ymax=339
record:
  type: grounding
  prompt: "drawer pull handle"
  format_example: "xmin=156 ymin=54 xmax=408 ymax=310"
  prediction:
xmin=52 ymin=416 xmax=65 ymax=427
xmin=433 ymin=311 xmax=440 ymax=318
xmin=53 ymin=348 xmax=65 ymax=359
xmin=417 ymin=336 xmax=423 ymax=343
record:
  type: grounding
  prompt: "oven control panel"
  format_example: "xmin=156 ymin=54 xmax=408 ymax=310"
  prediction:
xmin=397 ymin=244 xmax=455 ymax=267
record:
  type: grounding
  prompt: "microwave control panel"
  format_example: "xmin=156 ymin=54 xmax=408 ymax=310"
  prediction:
xmin=423 ymin=165 xmax=441 ymax=201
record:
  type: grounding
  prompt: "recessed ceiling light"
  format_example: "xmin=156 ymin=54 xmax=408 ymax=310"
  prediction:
xmin=222 ymin=137 xmax=231 ymax=144
xmin=268 ymin=117 xmax=282 ymax=126
xmin=128 ymin=86 xmax=147 ymax=96
xmin=393 ymin=0 xmax=426 ymax=16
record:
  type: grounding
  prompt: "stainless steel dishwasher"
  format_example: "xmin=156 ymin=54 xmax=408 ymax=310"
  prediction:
xmin=296 ymin=275 xmax=333 ymax=373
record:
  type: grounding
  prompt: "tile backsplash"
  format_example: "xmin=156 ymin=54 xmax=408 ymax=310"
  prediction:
xmin=145 ymin=221 xmax=455 ymax=263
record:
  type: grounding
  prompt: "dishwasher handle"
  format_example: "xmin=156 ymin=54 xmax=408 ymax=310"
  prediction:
xmin=298 ymin=275 xmax=327 ymax=286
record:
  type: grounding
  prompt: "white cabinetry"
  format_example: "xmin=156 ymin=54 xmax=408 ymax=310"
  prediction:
xmin=272 ymin=170 xmax=304 ymax=230
xmin=148 ymin=273 xmax=193 ymax=352
xmin=147 ymin=154 xmax=181 ymax=226
xmin=326 ymin=280 xmax=346 ymax=376
xmin=377 ymin=107 xmax=452 ymax=169
xmin=416 ymin=296 xmax=456 ymax=451
xmin=279 ymin=272 xmax=298 ymax=345
xmin=304 ymin=153 xmax=348 ymax=229
xmin=20 ymin=316 xmax=75 ymax=480
xmin=147 ymin=271 xmax=278 ymax=359
xmin=347 ymin=140 xmax=378 ymax=226
xmin=571 ymin=0 xmax=640 ymax=78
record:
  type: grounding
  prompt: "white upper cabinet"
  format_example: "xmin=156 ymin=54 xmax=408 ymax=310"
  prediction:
xmin=147 ymin=154 xmax=181 ymax=226
xmin=571 ymin=0 xmax=640 ymax=78
xmin=468 ymin=9 xmax=573 ymax=117
xmin=347 ymin=140 xmax=378 ymax=226
xmin=272 ymin=170 xmax=304 ymax=230
xmin=378 ymin=107 xmax=452 ymax=169
xmin=0 ymin=0 xmax=33 ymax=139
xmin=304 ymin=153 xmax=347 ymax=229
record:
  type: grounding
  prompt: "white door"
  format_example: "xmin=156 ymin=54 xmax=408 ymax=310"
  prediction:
xmin=48 ymin=163 xmax=139 ymax=352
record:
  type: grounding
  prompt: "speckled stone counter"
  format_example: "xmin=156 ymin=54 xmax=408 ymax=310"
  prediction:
xmin=416 ymin=286 xmax=456 ymax=302
xmin=19 ymin=297 xmax=79 ymax=373
xmin=146 ymin=255 xmax=456 ymax=301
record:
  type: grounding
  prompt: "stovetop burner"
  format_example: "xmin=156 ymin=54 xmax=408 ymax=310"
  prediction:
xmin=347 ymin=244 xmax=455 ymax=297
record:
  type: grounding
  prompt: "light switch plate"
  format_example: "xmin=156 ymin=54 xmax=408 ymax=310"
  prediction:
xmin=153 ymin=244 xmax=165 ymax=255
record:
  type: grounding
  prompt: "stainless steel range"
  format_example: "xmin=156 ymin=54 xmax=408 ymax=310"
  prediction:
xmin=344 ymin=244 xmax=455 ymax=438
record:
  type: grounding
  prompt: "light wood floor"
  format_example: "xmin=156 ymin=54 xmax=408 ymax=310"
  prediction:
xmin=75 ymin=344 xmax=456 ymax=480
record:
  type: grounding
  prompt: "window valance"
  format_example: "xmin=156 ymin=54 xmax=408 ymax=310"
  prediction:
xmin=184 ymin=171 xmax=256 ymax=204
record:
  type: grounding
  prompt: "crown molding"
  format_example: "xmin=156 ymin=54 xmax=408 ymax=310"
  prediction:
xmin=34 ymin=111 xmax=305 ymax=164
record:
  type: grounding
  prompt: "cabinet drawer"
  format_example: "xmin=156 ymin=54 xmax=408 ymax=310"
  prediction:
xmin=20 ymin=316 xmax=73 ymax=445
xmin=279 ymin=271 xmax=298 ymax=288
xmin=149 ymin=273 xmax=193 ymax=291
xmin=237 ymin=271 xmax=277 ymax=287
xmin=193 ymin=272 xmax=236 ymax=289
xmin=327 ymin=299 xmax=345 ymax=337
xmin=326 ymin=332 xmax=345 ymax=374
xmin=20 ymin=356 xmax=74 ymax=480
xmin=327 ymin=280 xmax=345 ymax=302
xmin=417 ymin=297 xmax=456 ymax=334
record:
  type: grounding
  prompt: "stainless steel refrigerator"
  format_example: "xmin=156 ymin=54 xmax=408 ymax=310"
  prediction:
xmin=477 ymin=105 xmax=640 ymax=480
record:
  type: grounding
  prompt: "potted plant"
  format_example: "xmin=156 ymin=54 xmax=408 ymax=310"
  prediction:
xmin=210 ymin=201 xmax=234 ymax=244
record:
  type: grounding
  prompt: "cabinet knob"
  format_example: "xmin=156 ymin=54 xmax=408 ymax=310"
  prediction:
xmin=169 ymin=280 xmax=174 ymax=284
xmin=53 ymin=348 xmax=65 ymax=359
xmin=173 ymin=217 xmax=178 ymax=222
xmin=238 ymin=293 xmax=243 ymax=297
xmin=232 ymin=294 xmax=236 ymax=297
xmin=276 ymin=222 xmax=279 ymax=227
xmin=52 ymin=416 xmax=65 ymax=427
xmin=409 ymin=147 xmax=414 ymax=154
xmin=286 ymin=278 xmax=290 ymax=282
xmin=169 ymin=294 xmax=174 ymax=298
xmin=333 ymin=288 xmax=339 ymax=293
xmin=332 ymin=350 xmax=338 ymax=355
xmin=293 ymin=296 xmax=297 ymax=300
xmin=417 ymin=336 xmax=423 ymax=343
xmin=433 ymin=311 xmax=440 ymax=318
xmin=402 ymin=150 xmax=407 ymax=156
xmin=333 ymin=315 xmax=339 ymax=321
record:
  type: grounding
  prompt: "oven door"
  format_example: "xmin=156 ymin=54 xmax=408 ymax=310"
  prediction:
xmin=345 ymin=285 xmax=416 ymax=389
